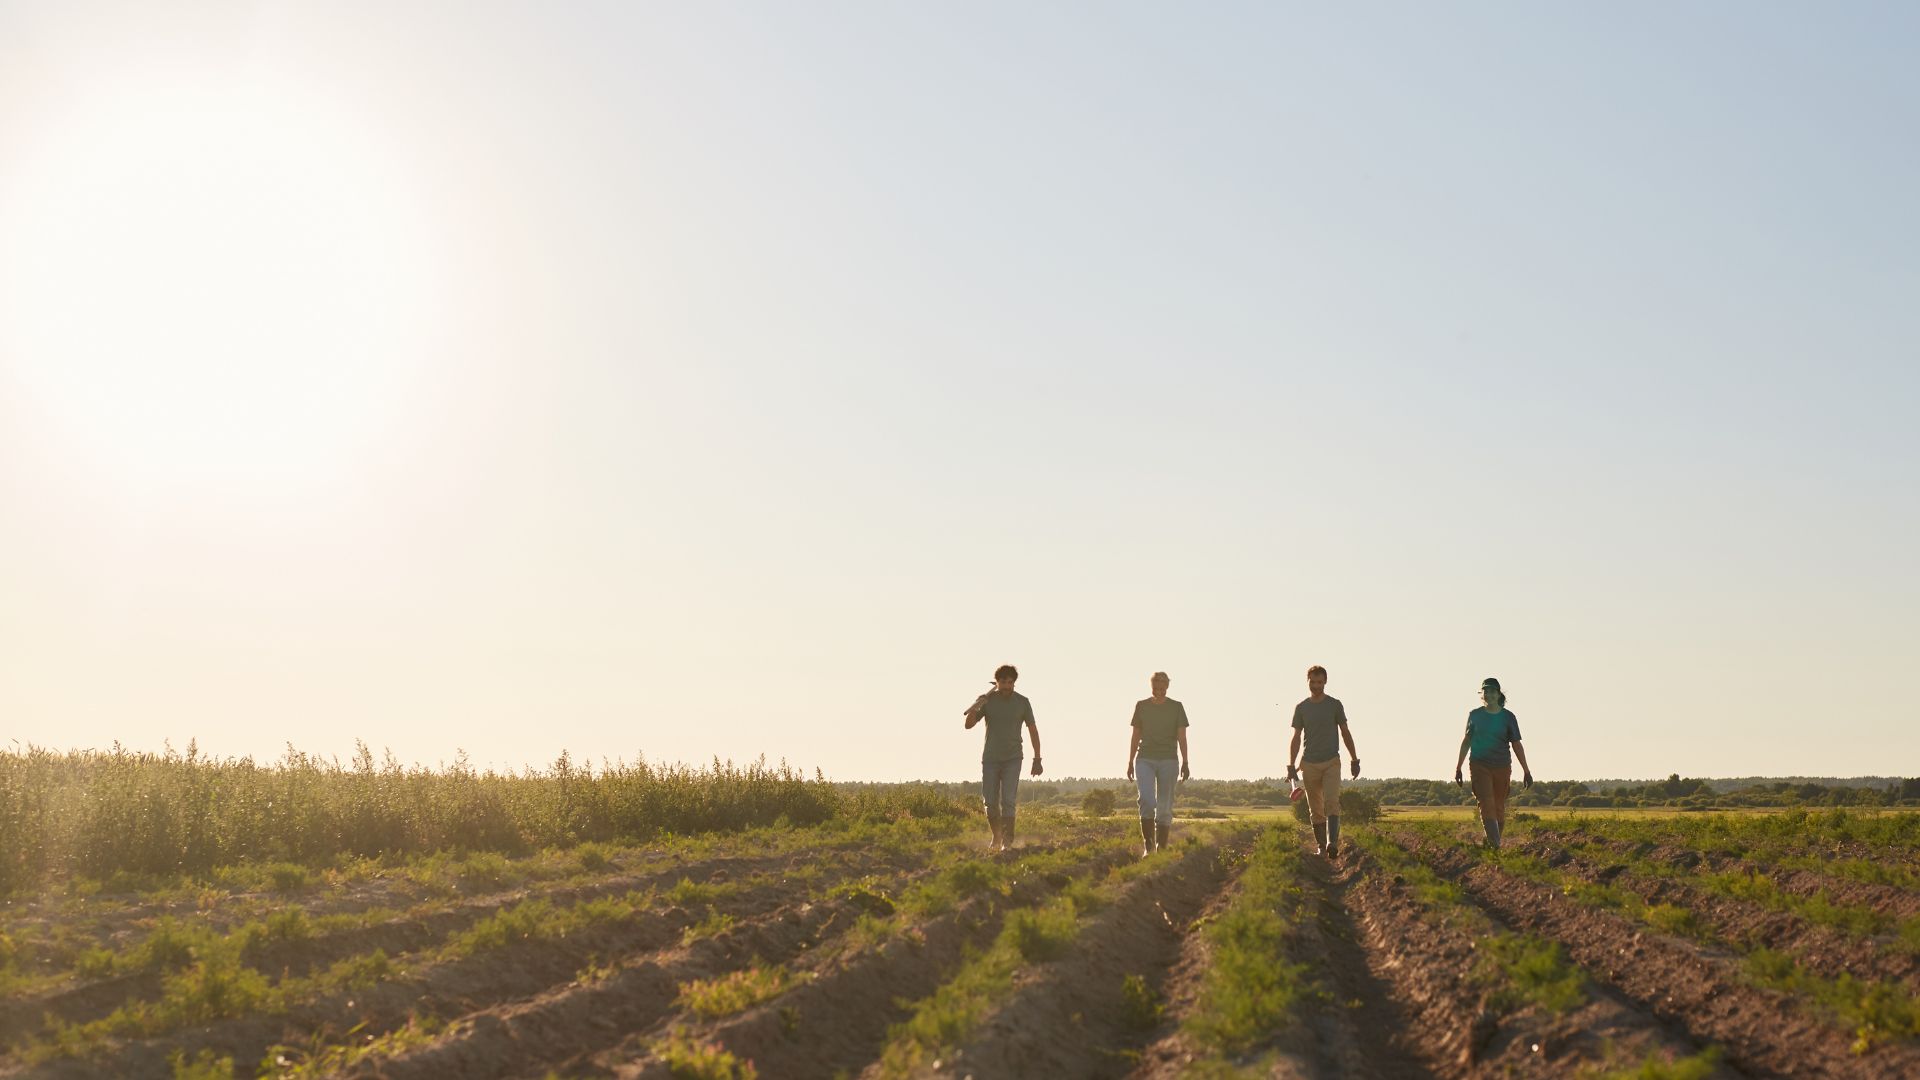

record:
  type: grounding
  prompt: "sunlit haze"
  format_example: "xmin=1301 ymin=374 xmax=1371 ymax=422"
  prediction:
xmin=2 ymin=4 xmax=1915 ymax=781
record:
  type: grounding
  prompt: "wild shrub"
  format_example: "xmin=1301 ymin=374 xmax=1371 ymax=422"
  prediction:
xmin=575 ymin=842 xmax=613 ymax=873
xmin=1480 ymin=934 xmax=1585 ymax=1014
xmin=1080 ymin=789 xmax=1117 ymax=819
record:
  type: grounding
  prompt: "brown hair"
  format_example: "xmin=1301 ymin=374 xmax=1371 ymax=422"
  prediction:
xmin=1151 ymin=671 xmax=1169 ymax=682
xmin=1307 ymin=665 xmax=1328 ymax=680
xmin=993 ymin=664 xmax=1019 ymax=682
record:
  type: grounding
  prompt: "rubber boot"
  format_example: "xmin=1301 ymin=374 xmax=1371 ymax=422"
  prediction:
xmin=1326 ymin=815 xmax=1341 ymax=860
xmin=1002 ymin=815 xmax=1015 ymax=849
xmin=1312 ymin=821 xmax=1328 ymax=856
xmin=1156 ymin=820 xmax=1170 ymax=851
xmin=1139 ymin=818 xmax=1155 ymax=858
xmin=1481 ymin=816 xmax=1497 ymax=849
xmin=986 ymin=812 xmax=1003 ymax=852
xmin=1489 ymin=818 xmax=1502 ymax=851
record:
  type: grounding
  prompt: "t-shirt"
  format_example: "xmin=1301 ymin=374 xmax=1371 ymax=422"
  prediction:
xmin=1291 ymin=696 xmax=1348 ymax=764
xmin=1131 ymin=698 xmax=1189 ymax=760
xmin=1464 ymin=707 xmax=1522 ymax=765
xmin=975 ymin=691 xmax=1034 ymax=763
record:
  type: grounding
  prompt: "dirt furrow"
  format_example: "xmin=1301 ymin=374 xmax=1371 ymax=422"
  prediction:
xmin=1405 ymin=833 xmax=1920 ymax=1079
xmin=924 ymin=838 xmax=1241 ymax=1080
xmin=1522 ymin=832 xmax=1920 ymax=922
xmin=1511 ymin=841 xmax=1920 ymax=989
xmin=2 ymin=857 xmax=896 ymax=1079
xmin=1339 ymin=837 xmax=1724 ymax=1079
xmin=0 ymin=849 xmax=864 ymax=1047
xmin=602 ymin=845 xmax=1139 ymax=1080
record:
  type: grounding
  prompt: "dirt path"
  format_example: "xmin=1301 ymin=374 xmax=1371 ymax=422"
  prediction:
xmin=603 ymin=844 xmax=1140 ymax=1080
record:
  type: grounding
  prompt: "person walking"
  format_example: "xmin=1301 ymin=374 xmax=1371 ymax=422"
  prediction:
xmin=963 ymin=664 xmax=1043 ymax=852
xmin=1453 ymin=677 xmax=1533 ymax=850
xmin=1126 ymin=671 xmax=1191 ymax=858
xmin=1287 ymin=665 xmax=1361 ymax=859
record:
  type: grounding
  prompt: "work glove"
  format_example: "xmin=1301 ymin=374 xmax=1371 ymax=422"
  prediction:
xmin=1180 ymin=762 xmax=1191 ymax=781
xmin=1522 ymin=771 xmax=1534 ymax=789
xmin=1453 ymin=767 xmax=1464 ymax=787
xmin=1350 ymin=757 xmax=1361 ymax=778
xmin=1286 ymin=764 xmax=1299 ymax=782
xmin=1126 ymin=761 xmax=1135 ymax=781
xmin=1030 ymin=757 xmax=1044 ymax=777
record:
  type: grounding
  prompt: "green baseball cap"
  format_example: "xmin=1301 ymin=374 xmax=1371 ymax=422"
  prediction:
xmin=1480 ymin=677 xmax=1501 ymax=693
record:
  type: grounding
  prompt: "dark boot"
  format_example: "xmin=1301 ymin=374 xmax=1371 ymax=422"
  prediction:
xmin=1313 ymin=821 xmax=1328 ymax=855
xmin=1156 ymin=820 xmax=1170 ymax=851
xmin=1326 ymin=815 xmax=1341 ymax=859
xmin=1002 ymin=815 xmax=1015 ymax=849
xmin=1139 ymin=818 xmax=1155 ymax=857
xmin=1482 ymin=817 xmax=1497 ymax=849
xmin=1488 ymin=819 xmax=1501 ymax=850
xmin=986 ymin=812 xmax=1003 ymax=851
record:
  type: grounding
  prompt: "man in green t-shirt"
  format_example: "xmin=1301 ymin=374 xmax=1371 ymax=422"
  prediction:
xmin=1287 ymin=665 xmax=1361 ymax=859
xmin=1126 ymin=671 xmax=1191 ymax=857
xmin=963 ymin=663 xmax=1043 ymax=852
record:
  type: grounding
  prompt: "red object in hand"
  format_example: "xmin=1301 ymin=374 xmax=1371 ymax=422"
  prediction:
xmin=1288 ymin=779 xmax=1305 ymax=802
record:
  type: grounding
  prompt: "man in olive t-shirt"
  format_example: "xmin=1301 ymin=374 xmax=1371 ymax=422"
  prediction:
xmin=1287 ymin=665 xmax=1361 ymax=858
xmin=964 ymin=664 xmax=1042 ymax=852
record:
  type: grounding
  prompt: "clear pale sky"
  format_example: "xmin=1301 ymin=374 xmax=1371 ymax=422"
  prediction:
xmin=1 ymin=4 xmax=1915 ymax=782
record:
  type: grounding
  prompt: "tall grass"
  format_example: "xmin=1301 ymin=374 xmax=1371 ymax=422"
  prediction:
xmin=0 ymin=743 xmax=963 ymax=894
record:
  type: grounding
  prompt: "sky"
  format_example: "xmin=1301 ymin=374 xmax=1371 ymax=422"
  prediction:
xmin=1 ymin=3 xmax=1915 ymax=782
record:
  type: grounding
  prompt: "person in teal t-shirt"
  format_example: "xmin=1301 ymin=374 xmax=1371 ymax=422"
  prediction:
xmin=964 ymin=664 xmax=1043 ymax=852
xmin=1452 ymin=677 xmax=1534 ymax=850
xmin=1126 ymin=671 xmax=1191 ymax=857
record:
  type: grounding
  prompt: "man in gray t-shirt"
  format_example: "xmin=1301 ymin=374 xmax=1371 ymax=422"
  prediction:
xmin=1287 ymin=665 xmax=1362 ymax=858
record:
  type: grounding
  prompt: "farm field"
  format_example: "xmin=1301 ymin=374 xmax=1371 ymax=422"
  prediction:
xmin=5 ymin=777 xmax=1920 ymax=1076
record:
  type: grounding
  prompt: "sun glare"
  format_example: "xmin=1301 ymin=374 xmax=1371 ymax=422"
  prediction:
xmin=0 ymin=75 xmax=441 ymax=499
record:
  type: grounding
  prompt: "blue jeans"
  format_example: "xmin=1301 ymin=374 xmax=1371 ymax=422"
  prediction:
xmin=982 ymin=758 xmax=1022 ymax=818
xmin=1135 ymin=756 xmax=1179 ymax=827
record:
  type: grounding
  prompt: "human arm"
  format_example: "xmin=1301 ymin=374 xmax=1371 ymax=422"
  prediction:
xmin=1454 ymin=729 xmax=1470 ymax=785
xmin=963 ymin=694 xmax=987 ymax=729
xmin=1512 ymin=740 xmax=1532 ymax=786
xmin=1287 ymin=728 xmax=1301 ymax=780
xmin=1126 ymin=726 xmax=1141 ymax=780
xmin=1026 ymin=718 xmax=1043 ymax=775
xmin=1339 ymin=719 xmax=1360 ymax=777
xmin=1178 ymin=729 xmax=1190 ymax=781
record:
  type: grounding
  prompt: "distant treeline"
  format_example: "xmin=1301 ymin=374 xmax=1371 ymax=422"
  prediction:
xmin=882 ymin=774 xmax=1920 ymax=811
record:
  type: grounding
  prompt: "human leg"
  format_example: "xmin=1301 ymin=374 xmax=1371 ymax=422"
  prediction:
xmin=1134 ymin=756 xmax=1158 ymax=854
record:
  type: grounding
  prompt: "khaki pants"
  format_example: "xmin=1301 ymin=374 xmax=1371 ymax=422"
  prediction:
xmin=1470 ymin=761 xmax=1511 ymax=825
xmin=1301 ymin=757 xmax=1342 ymax=825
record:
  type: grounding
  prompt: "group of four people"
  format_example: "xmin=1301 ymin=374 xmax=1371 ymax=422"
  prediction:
xmin=963 ymin=664 xmax=1535 ymax=857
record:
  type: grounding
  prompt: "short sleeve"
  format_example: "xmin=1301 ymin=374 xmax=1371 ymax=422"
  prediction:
xmin=1464 ymin=711 xmax=1477 ymax=736
xmin=1024 ymin=698 xmax=1037 ymax=724
xmin=1336 ymin=699 xmax=1349 ymax=724
xmin=1291 ymin=704 xmax=1305 ymax=730
xmin=1130 ymin=701 xmax=1143 ymax=729
xmin=1178 ymin=702 xmax=1190 ymax=728
xmin=1506 ymin=712 xmax=1522 ymax=743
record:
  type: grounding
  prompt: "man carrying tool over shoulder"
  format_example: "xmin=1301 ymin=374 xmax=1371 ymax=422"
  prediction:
xmin=1287 ymin=665 xmax=1361 ymax=859
xmin=964 ymin=664 xmax=1042 ymax=852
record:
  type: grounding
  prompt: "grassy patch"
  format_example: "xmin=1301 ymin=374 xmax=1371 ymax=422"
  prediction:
xmin=1479 ymin=934 xmax=1585 ymax=1014
xmin=653 ymin=1031 xmax=759 ymax=1079
xmin=677 ymin=965 xmax=805 ymax=1019
xmin=1183 ymin=825 xmax=1315 ymax=1054
xmin=1590 ymin=1046 xmax=1723 ymax=1080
